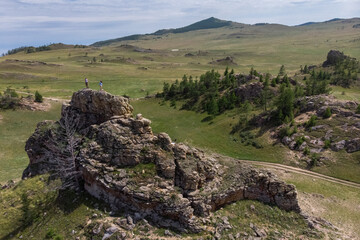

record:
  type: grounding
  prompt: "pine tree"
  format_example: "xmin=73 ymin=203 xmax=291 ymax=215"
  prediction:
xmin=279 ymin=65 xmax=285 ymax=75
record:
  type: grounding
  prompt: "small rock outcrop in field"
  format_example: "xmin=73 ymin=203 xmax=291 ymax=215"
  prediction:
xmin=322 ymin=50 xmax=349 ymax=67
xmin=209 ymin=56 xmax=237 ymax=65
xmin=23 ymin=89 xmax=300 ymax=232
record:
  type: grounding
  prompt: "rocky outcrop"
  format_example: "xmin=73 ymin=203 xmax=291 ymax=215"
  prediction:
xmin=322 ymin=50 xmax=349 ymax=67
xmin=23 ymin=89 xmax=300 ymax=233
xmin=209 ymin=56 xmax=237 ymax=65
xmin=345 ymin=138 xmax=360 ymax=153
xmin=23 ymin=120 xmax=59 ymax=178
xmin=62 ymin=89 xmax=133 ymax=130
xmin=234 ymin=82 xmax=263 ymax=102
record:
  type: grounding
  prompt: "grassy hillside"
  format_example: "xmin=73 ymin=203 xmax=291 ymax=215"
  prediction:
xmin=0 ymin=17 xmax=359 ymax=183
xmin=1 ymin=18 xmax=359 ymax=98
xmin=92 ymin=17 xmax=236 ymax=47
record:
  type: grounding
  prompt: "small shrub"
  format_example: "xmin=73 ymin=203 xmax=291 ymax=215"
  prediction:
xmin=290 ymin=119 xmax=295 ymax=127
xmin=309 ymin=154 xmax=319 ymax=168
xmin=0 ymin=94 xmax=20 ymax=109
xmin=303 ymin=147 xmax=310 ymax=155
xmin=252 ymin=141 xmax=263 ymax=149
xmin=356 ymin=105 xmax=360 ymax=114
xmin=295 ymin=136 xmax=305 ymax=148
xmin=45 ymin=228 xmax=56 ymax=239
xmin=278 ymin=125 xmax=292 ymax=138
xmin=305 ymin=115 xmax=317 ymax=129
xmin=170 ymin=99 xmax=176 ymax=108
xmin=324 ymin=139 xmax=331 ymax=149
xmin=293 ymin=125 xmax=298 ymax=133
xmin=4 ymin=88 xmax=18 ymax=98
xmin=35 ymin=91 xmax=43 ymax=103
xmin=323 ymin=107 xmax=332 ymax=119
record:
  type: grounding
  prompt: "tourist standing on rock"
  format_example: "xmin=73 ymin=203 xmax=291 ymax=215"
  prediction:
xmin=99 ymin=80 xmax=103 ymax=91
xmin=85 ymin=78 xmax=89 ymax=88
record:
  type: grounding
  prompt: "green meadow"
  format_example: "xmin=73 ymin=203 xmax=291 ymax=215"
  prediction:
xmin=0 ymin=18 xmax=359 ymax=184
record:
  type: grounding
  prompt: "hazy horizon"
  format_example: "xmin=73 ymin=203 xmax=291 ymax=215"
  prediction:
xmin=0 ymin=0 xmax=359 ymax=54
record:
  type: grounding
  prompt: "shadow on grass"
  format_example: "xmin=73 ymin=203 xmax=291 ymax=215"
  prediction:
xmin=0 ymin=183 xmax=109 ymax=240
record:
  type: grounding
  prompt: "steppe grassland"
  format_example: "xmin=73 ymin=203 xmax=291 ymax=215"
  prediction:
xmin=0 ymin=19 xmax=359 ymax=182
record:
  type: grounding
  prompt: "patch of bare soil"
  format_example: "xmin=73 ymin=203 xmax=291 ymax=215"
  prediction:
xmin=19 ymin=97 xmax=51 ymax=111
xmin=294 ymin=111 xmax=316 ymax=124
xmin=272 ymin=169 xmax=356 ymax=240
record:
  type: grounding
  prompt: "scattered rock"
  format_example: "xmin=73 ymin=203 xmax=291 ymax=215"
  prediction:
xmin=250 ymin=204 xmax=256 ymax=211
xmin=209 ymin=56 xmax=237 ymax=65
xmin=331 ymin=140 xmax=346 ymax=151
xmin=164 ymin=230 xmax=173 ymax=236
xmin=324 ymin=130 xmax=333 ymax=141
xmin=1 ymin=180 xmax=15 ymax=190
xmin=92 ymin=223 xmax=103 ymax=235
xmin=282 ymin=136 xmax=293 ymax=146
xmin=311 ymin=125 xmax=326 ymax=131
xmin=299 ymin=142 xmax=308 ymax=151
xmin=345 ymin=138 xmax=360 ymax=153
xmin=310 ymin=139 xmax=325 ymax=148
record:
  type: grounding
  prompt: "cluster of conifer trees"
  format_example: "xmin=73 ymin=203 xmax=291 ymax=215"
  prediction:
xmin=160 ymin=60 xmax=357 ymax=125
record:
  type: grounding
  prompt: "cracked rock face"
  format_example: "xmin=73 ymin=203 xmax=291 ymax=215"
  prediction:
xmin=23 ymin=89 xmax=300 ymax=232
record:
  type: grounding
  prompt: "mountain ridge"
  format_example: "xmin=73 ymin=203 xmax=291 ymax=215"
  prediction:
xmin=91 ymin=16 xmax=358 ymax=47
xmin=91 ymin=17 xmax=236 ymax=47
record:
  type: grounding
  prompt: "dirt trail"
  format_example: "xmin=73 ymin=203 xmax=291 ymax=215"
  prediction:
xmin=238 ymin=159 xmax=360 ymax=189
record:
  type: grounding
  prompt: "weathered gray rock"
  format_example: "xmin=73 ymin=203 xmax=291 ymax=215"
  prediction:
xmin=22 ymin=120 xmax=59 ymax=178
xmin=345 ymin=138 xmax=360 ymax=153
xmin=234 ymin=82 xmax=263 ymax=102
xmin=331 ymin=140 xmax=346 ymax=151
xmin=324 ymin=130 xmax=333 ymax=141
xmin=310 ymin=139 xmax=325 ymax=148
xmin=299 ymin=142 xmax=308 ymax=151
xmin=282 ymin=136 xmax=293 ymax=146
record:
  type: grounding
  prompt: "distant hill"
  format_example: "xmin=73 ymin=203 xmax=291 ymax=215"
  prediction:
xmin=297 ymin=18 xmax=345 ymax=26
xmin=91 ymin=17 xmax=234 ymax=47
xmin=153 ymin=17 xmax=233 ymax=35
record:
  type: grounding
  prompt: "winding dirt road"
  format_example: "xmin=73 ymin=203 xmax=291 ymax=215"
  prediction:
xmin=238 ymin=159 xmax=360 ymax=189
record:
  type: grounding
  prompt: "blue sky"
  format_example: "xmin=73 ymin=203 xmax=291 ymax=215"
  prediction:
xmin=0 ymin=0 xmax=359 ymax=54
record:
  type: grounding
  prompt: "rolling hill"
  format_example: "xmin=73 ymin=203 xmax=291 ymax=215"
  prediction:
xmin=91 ymin=17 xmax=237 ymax=47
xmin=0 ymin=16 xmax=360 ymax=239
